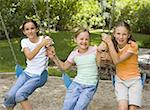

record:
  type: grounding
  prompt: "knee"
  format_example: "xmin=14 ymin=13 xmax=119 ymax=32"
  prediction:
xmin=15 ymin=92 xmax=27 ymax=103
xmin=4 ymin=94 xmax=15 ymax=101
xmin=74 ymin=103 xmax=88 ymax=110
xmin=118 ymin=103 xmax=128 ymax=110
xmin=129 ymin=105 xmax=137 ymax=110
xmin=3 ymin=94 xmax=16 ymax=108
xmin=38 ymin=72 xmax=48 ymax=87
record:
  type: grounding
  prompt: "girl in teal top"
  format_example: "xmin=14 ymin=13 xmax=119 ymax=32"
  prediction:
xmin=47 ymin=28 xmax=109 ymax=110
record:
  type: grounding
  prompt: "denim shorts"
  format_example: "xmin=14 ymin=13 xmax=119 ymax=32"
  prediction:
xmin=62 ymin=81 xmax=97 ymax=110
xmin=3 ymin=70 xmax=48 ymax=108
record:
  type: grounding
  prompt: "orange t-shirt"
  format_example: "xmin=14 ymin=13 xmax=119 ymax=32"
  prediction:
xmin=116 ymin=41 xmax=140 ymax=80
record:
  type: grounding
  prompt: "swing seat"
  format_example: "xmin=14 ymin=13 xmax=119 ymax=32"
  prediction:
xmin=111 ymin=74 xmax=115 ymax=87
xmin=111 ymin=73 xmax=147 ymax=87
xmin=15 ymin=64 xmax=23 ymax=77
xmin=141 ymin=73 xmax=146 ymax=86
xmin=62 ymin=73 xmax=72 ymax=88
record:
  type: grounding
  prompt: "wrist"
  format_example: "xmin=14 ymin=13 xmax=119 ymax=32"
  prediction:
xmin=52 ymin=55 xmax=57 ymax=61
xmin=39 ymin=42 xmax=45 ymax=47
xmin=107 ymin=39 xmax=113 ymax=45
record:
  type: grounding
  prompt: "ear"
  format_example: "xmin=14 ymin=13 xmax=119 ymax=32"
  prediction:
xmin=113 ymin=32 xmax=115 ymax=38
xmin=22 ymin=30 xmax=26 ymax=35
xmin=128 ymin=34 xmax=131 ymax=38
xmin=74 ymin=38 xmax=77 ymax=43
xmin=36 ymin=29 xmax=39 ymax=33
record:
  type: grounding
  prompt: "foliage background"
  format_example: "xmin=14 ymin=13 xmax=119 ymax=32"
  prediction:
xmin=0 ymin=0 xmax=150 ymax=40
xmin=0 ymin=0 xmax=150 ymax=73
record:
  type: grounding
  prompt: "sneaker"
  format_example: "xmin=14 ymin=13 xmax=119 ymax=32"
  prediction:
xmin=2 ymin=104 xmax=6 ymax=108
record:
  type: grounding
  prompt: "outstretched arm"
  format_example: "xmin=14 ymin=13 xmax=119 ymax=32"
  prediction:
xmin=47 ymin=47 xmax=72 ymax=70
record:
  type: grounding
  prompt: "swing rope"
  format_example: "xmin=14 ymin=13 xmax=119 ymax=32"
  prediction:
xmin=46 ymin=0 xmax=71 ymax=88
xmin=99 ymin=0 xmax=116 ymax=86
xmin=101 ymin=0 xmax=146 ymax=87
xmin=32 ymin=0 xmax=51 ymax=37
xmin=32 ymin=0 xmax=71 ymax=88
xmin=46 ymin=0 xmax=51 ymax=37
xmin=0 ymin=12 xmax=18 ymax=65
xmin=108 ymin=0 xmax=115 ymax=34
xmin=108 ymin=0 xmax=116 ymax=87
xmin=100 ymin=0 xmax=105 ymax=33
xmin=32 ymin=0 xmax=47 ymax=36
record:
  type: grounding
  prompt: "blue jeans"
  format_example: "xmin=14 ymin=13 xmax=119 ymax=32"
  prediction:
xmin=62 ymin=81 xmax=97 ymax=110
xmin=3 ymin=70 xmax=48 ymax=108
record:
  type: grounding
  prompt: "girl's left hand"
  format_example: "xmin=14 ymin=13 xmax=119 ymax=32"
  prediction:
xmin=46 ymin=46 xmax=56 ymax=60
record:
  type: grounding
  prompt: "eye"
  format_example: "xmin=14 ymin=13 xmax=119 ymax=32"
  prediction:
xmin=31 ymin=27 xmax=34 ymax=29
xmin=116 ymin=32 xmax=120 ymax=35
xmin=85 ymin=38 xmax=89 ymax=41
xmin=25 ymin=28 xmax=29 ymax=31
xmin=80 ymin=38 xmax=84 ymax=40
xmin=123 ymin=33 xmax=128 ymax=36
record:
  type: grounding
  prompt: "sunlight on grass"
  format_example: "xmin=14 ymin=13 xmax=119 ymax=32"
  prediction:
xmin=0 ymin=31 xmax=150 ymax=72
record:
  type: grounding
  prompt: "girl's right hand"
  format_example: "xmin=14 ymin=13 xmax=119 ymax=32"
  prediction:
xmin=41 ymin=38 xmax=51 ymax=47
xmin=45 ymin=36 xmax=54 ymax=47
xmin=98 ymin=41 xmax=108 ymax=52
xmin=101 ymin=33 xmax=112 ymax=43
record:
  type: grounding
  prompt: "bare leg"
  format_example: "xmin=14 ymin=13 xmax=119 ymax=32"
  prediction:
xmin=118 ymin=100 xmax=128 ymax=110
xmin=129 ymin=105 xmax=137 ymax=110
xmin=20 ymin=100 xmax=32 ymax=110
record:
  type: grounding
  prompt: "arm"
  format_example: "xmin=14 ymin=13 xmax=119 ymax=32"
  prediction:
xmin=97 ymin=42 xmax=112 ymax=66
xmin=53 ymin=56 xmax=72 ymax=71
xmin=97 ymin=41 xmax=108 ymax=52
xmin=23 ymin=38 xmax=51 ymax=60
xmin=46 ymin=46 xmax=72 ymax=70
xmin=102 ymin=33 xmax=133 ymax=65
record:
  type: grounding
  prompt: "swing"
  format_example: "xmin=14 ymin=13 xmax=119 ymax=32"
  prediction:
xmin=62 ymin=72 xmax=72 ymax=88
xmin=100 ymin=0 xmax=116 ymax=86
xmin=33 ymin=0 xmax=72 ymax=89
xmin=100 ymin=0 xmax=147 ymax=87
xmin=111 ymin=73 xmax=147 ymax=87
xmin=0 ymin=12 xmax=24 ymax=77
xmin=54 ymin=56 xmax=72 ymax=89
xmin=0 ymin=0 xmax=51 ymax=78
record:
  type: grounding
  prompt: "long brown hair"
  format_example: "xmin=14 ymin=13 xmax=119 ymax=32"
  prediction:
xmin=20 ymin=19 xmax=39 ymax=35
xmin=112 ymin=21 xmax=136 ymax=52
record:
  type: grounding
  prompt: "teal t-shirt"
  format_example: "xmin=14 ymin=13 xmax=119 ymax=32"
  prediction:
xmin=67 ymin=46 xmax=98 ymax=85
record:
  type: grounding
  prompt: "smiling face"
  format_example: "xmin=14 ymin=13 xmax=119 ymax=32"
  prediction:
xmin=23 ymin=22 xmax=38 ymax=39
xmin=74 ymin=31 xmax=90 ymax=53
xmin=113 ymin=26 xmax=130 ymax=48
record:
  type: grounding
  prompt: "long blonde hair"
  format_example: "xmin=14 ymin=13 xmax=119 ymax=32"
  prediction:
xmin=73 ymin=27 xmax=90 ymax=38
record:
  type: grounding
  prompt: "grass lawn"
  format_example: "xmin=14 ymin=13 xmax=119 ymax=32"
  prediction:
xmin=0 ymin=31 xmax=150 ymax=76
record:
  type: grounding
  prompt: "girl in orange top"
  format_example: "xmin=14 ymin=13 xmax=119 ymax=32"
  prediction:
xmin=102 ymin=21 xmax=142 ymax=110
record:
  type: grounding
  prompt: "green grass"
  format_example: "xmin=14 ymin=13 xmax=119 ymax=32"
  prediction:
xmin=133 ymin=33 xmax=150 ymax=48
xmin=48 ymin=66 xmax=76 ymax=78
xmin=0 ymin=31 xmax=150 ymax=76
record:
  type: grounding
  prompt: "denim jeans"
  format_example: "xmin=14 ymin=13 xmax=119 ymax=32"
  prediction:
xmin=62 ymin=81 xmax=97 ymax=110
xmin=3 ymin=70 xmax=48 ymax=108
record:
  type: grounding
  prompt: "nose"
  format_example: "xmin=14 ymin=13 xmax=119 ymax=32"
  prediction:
xmin=28 ymin=29 xmax=32 ymax=33
xmin=119 ymin=34 xmax=124 ymax=39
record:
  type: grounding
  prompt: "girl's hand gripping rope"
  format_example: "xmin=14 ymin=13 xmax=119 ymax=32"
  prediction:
xmin=45 ymin=36 xmax=54 ymax=47
xmin=101 ymin=33 xmax=112 ymax=44
xmin=46 ymin=46 xmax=56 ymax=60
